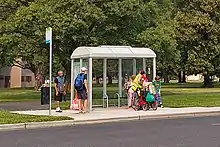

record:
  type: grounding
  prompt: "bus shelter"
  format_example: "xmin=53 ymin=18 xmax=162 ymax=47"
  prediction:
xmin=70 ymin=46 xmax=156 ymax=112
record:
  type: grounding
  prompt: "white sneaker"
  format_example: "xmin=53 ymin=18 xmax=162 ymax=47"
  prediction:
xmin=56 ymin=107 xmax=62 ymax=112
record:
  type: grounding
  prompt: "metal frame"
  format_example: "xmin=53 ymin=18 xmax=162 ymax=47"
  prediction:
xmin=133 ymin=59 xmax=136 ymax=75
xmin=88 ymin=57 xmax=93 ymax=111
xmin=153 ymin=57 xmax=156 ymax=80
xmin=70 ymin=47 xmax=156 ymax=112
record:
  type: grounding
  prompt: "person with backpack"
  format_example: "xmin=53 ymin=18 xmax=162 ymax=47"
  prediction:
xmin=74 ymin=67 xmax=88 ymax=113
xmin=54 ymin=70 xmax=66 ymax=112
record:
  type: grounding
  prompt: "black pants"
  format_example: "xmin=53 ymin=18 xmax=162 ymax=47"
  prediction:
xmin=54 ymin=92 xmax=66 ymax=102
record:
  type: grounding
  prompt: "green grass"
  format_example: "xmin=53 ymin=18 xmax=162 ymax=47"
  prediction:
xmin=0 ymin=88 xmax=39 ymax=102
xmin=0 ymin=111 xmax=72 ymax=124
xmin=162 ymin=87 xmax=220 ymax=107
xmin=1 ymin=83 xmax=220 ymax=108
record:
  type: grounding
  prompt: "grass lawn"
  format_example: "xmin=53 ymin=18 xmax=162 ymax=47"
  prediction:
xmin=1 ymin=83 xmax=220 ymax=108
xmin=0 ymin=88 xmax=39 ymax=102
xmin=54 ymin=82 xmax=220 ymax=109
xmin=0 ymin=111 xmax=72 ymax=124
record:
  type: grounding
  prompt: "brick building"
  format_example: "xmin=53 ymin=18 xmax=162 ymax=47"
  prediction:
xmin=0 ymin=66 xmax=35 ymax=88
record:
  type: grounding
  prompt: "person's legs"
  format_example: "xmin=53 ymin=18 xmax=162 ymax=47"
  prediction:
xmin=78 ymin=99 xmax=82 ymax=112
xmin=131 ymin=92 xmax=135 ymax=108
xmin=84 ymin=99 xmax=88 ymax=112
xmin=77 ymin=91 xmax=83 ymax=113
xmin=128 ymin=91 xmax=132 ymax=108
xmin=56 ymin=101 xmax=60 ymax=108
xmin=55 ymin=92 xmax=63 ymax=112
xmin=81 ymin=90 xmax=88 ymax=113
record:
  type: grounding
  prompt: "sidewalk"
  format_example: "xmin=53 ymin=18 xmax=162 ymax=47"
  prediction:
xmin=13 ymin=107 xmax=220 ymax=123
xmin=0 ymin=107 xmax=218 ymax=131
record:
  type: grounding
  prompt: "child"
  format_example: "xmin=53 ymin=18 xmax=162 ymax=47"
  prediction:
xmin=127 ymin=75 xmax=136 ymax=109
xmin=153 ymin=76 xmax=163 ymax=108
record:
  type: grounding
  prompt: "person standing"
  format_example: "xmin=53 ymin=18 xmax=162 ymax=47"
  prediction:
xmin=54 ymin=71 xmax=66 ymax=112
xmin=153 ymin=76 xmax=163 ymax=107
xmin=132 ymin=70 xmax=145 ymax=96
xmin=74 ymin=67 xmax=88 ymax=113
xmin=127 ymin=75 xmax=136 ymax=109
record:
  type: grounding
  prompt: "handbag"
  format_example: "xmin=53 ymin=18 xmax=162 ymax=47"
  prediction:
xmin=70 ymin=93 xmax=79 ymax=110
xmin=146 ymin=92 xmax=155 ymax=103
xmin=72 ymin=99 xmax=79 ymax=110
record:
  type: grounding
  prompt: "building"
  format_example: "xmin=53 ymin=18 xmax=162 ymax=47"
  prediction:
xmin=186 ymin=74 xmax=203 ymax=81
xmin=0 ymin=66 xmax=35 ymax=88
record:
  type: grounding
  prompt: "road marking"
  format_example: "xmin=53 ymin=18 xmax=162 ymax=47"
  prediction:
xmin=212 ymin=123 xmax=220 ymax=126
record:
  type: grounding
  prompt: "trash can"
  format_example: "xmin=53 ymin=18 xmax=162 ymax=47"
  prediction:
xmin=41 ymin=87 xmax=49 ymax=105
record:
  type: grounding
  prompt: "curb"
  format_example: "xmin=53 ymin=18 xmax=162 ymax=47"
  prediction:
xmin=73 ymin=116 xmax=140 ymax=125
xmin=140 ymin=111 xmax=220 ymax=120
xmin=0 ymin=123 xmax=24 ymax=131
xmin=1 ymin=111 xmax=220 ymax=131
xmin=25 ymin=120 xmax=75 ymax=129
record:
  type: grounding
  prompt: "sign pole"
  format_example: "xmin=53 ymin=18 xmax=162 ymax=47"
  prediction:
xmin=49 ymin=29 xmax=52 ymax=116
xmin=46 ymin=27 xmax=52 ymax=116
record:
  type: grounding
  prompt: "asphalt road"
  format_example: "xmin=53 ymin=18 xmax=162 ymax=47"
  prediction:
xmin=0 ymin=101 xmax=49 ymax=111
xmin=1 ymin=116 xmax=220 ymax=147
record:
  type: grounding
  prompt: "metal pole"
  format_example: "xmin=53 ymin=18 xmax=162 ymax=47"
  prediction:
xmin=80 ymin=58 xmax=83 ymax=69
xmin=118 ymin=59 xmax=122 ymax=107
xmin=143 ymin=58 xmax=146 ymax=72
xmin=49 ymin=29 xmax=52 ymax=116
xmin=103 ymin=58 xmax=107 ymax=107
xmin=153 ymin=57 xmax=156 ymax=79
xmin=133 ymin=59 xmax=136 ymax=75
xmin=118 ymin=59 xmax=122 ymax=96
xmin=70 ymin=59 xmax=74 ymax=108
xmin=88 ymin=57 xmax=93 ymax=111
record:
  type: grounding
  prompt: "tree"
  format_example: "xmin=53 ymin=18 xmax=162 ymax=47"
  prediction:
xmin=1 ymin=0 xmax=106 ymax=87
xmin=95 ymin=0 xmax=153 ymax=46
xmin=137 ymin=0 xmax=179 ymax=83
xmin=0 ymin=0 xmax=52 ymax=89
xmin=175 ymin=0 xmax=220 ymax=87
xmin=0 ymin=0 xmax=36 ymax=20
xmin=49 ymin=0 xmax=105 ymax=79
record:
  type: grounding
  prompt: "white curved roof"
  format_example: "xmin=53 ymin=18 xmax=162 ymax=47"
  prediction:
xmin=71 ymin=46 xmax=156 ymax=59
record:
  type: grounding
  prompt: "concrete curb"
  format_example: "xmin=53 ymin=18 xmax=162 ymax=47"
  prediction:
xmin=0 ymin=123 xmax=24 ymax=131
xmin=73 ymin=116 xmax=140 ymax=125
xmin=1 ymin=111 xmax=220 ymax=131
xmin=0 ymin=120 xmax=76 ymax=131
xmin=25 ymin=120 xmax=75 ymax=129
xmin=140 ymin=111 xmax=220 ymax=120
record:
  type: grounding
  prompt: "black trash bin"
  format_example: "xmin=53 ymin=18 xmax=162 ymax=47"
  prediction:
xmin=41 ymin=87 xmax=50 ymax=105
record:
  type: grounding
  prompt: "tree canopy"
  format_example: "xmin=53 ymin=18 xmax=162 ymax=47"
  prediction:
xmin=0 ymin=0 xmax=219 ymax=87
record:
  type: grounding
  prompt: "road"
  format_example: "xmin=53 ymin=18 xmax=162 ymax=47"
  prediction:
xmin=0 ymin=101 xmax=49 ymax=111
xmin=1 ymin=116 xmax=220 ymax=147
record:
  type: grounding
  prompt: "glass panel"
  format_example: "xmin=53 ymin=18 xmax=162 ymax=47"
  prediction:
xmin=92 ymin=59 xmax=103 ymax=107
xmin=136 ymin=58 xmax=143 ymax=72
xmin=146 ymin=58 xmax=153 ymax=82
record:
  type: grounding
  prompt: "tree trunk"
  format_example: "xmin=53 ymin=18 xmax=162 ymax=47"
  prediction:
xmin=178 ymin=71 xmax=186 ymax=83
xmin=62 ymin=61 xmax=71 ymax=93
xmin=182 ymin=71 xmax=186 ymax=83
xmin=107 ymin=74 xmax=113 ymax=84
xmin=30 ymin=63 xmax=48 ymax=91
xmin=163 ymin=70 xmax=169 ymax=83
xmin=35 ymin=74 xmax=44 ymax=90
xmin=34 ymin=67 xmax=47 ymax=90
xmin=163 ymin=75 xmax=169 ymax=83
xmin=178 ymin=71 xmax=182 ymax=83
xmin=203 ymin=74 xmax=214 ymax=88
xmin=96 ymin=77 xmax=100 ymax=84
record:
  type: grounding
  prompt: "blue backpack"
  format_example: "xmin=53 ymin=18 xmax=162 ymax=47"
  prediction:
xmin=74 ymin=73 xmax=85 ymax=91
